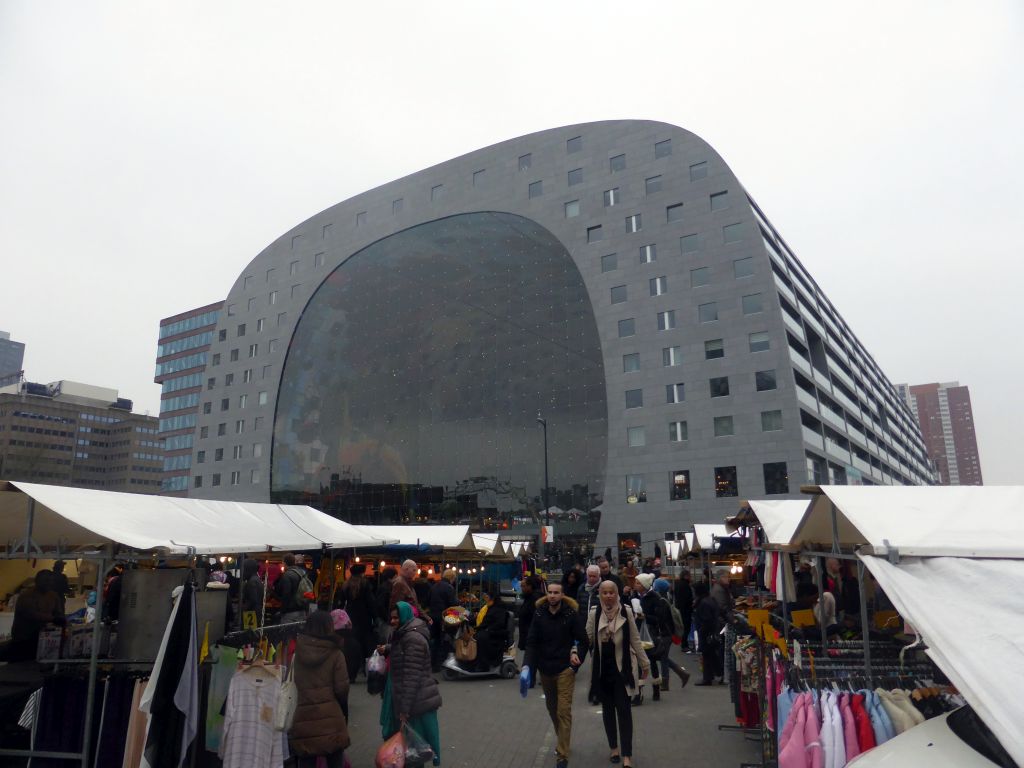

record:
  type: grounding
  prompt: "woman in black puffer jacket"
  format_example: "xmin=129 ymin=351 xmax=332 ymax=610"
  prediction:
xmin=379 ymin=601 xmax=442 ymax=765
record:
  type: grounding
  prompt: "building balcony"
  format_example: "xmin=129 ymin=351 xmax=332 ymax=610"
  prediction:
xmin=802 ymin=425 xmax=825 ymax=451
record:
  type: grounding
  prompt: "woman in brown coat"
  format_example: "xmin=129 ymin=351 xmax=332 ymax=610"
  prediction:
xmin=290 ymin=611 xmax=350 ymax=768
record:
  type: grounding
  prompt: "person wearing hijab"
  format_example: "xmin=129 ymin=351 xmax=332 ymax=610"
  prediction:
xmin=585 ymin=580 xmax=650 ymax=768
xmin=378 ymin=601 xmax=443 ymax=766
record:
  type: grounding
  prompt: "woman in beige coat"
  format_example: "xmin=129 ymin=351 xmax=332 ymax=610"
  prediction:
xmin=587 ymin=580 xmax=650 ymax=767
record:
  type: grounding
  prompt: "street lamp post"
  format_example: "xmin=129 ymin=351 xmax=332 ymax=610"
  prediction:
xmin=536 ymin=413 xmax=549 ymax=563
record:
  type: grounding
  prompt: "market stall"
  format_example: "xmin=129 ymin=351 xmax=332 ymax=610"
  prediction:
xmin=0 ymin=480 xmax=390 ymax=767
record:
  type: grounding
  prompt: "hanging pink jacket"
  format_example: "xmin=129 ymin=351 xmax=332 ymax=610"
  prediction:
xmin=839 ymin=693 xmax=861 ymax=761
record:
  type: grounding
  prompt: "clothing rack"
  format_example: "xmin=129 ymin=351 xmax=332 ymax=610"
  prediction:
xmin=217 ymin=618 xmax=306 ymax=648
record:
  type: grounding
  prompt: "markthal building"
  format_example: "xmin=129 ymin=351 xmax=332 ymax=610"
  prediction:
xmin=191 ymin=120 xmax=935 ymax=557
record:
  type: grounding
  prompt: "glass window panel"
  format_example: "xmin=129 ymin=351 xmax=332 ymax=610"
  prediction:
xmin=691 ymin=267 xmax=710 ymax=287
xmin=669 ymin=421 xmax=688 ymax=443
xmin=626 ymin=474 xmax=646 ymax=503
xmin=645 ymin=175 xmax=662 ymax=195
xmin=567 ymin=135 xmax=582 ymax=153
xmin=761 ymin=410 xmax=784 ymax=431
xmin=603 ymin=188 xmax=619 ymax=206
xmin=655 ymin=139 xmax=672 ymax=158
xmin=749 ymin=331 xmax=771 ymax=352
xmin=618 ymin=318 xmax=636 ymax=337
xmin=710 ymin=191 xmax=729 ymax=211
xmin=588 ymin=225 xmax=604 ymax=243
xmin=704 ymin=339 xmax=724 ymax=360
xmin=690 ymin=161 xmax=708 ymax=181
xmin=601 ymin=253 xmax=618 ymax=273
xmin=724 ymin=223 xmax=744 ymax=243
xmin=625 ymin=389 xmax=643 ymax=409
xmin=710 ymin=376 xmax=730 ymax=397
xmin=623 ymin=353 xmax=640 ymax=372
xmin=680 ymin=234 xmax=700 ymax=253
xmin=662 ymin=346 xmax=681 ymax=367
xmin=610 ymin=154 xmax=626 ymax=172
xmin=519 ymin=153 xmax=532 ymax=171
xmin=714 ymin=416 xmax=734 ymax=437
xmin=610 ymin=285 xmax=627 ymax=304
xmin=756 ymin=369 xmax=778 ymax=392
xmin=714 ymin=465 xmax=738 ymax=496
xmin=743 ymin=293 xmax=764 ymax=315
xmin=734 ymin=257 xmax=755 ymax=278
xmin=666 ymin=383 xmax=684 ymax=403
xmin=529 ymin=180 xmax=543 ymax=198
xmin=627 ymin=426 xmax=646 ymax=447
xmin=565 ymin=200 xmax=580 ymax=218
xmin=666 ymin=203 xmax=684 ymax=222
xmin=670 ymin=469 xmax=690 ymax=500
xmin=568 ymin=168 xmax=583 ymax=186
xmin=698 ymin=302 xmax=718 ymax=323
xmin=763 ymin=462 xmax=789 ymax=494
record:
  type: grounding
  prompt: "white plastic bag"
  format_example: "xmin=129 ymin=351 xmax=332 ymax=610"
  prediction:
xmin=274 ymin=661 xmax=298 ymax=731
xmin=367 ymin=649 xmax=387 ymax=675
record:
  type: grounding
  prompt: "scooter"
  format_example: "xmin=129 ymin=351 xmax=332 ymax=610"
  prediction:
xmin=440 ymin=614 xmax=519 ymax=681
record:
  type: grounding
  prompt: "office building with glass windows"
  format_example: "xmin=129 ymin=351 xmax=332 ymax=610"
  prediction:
xmin=186 ymin=120 xmax=935 ymax=557
xmin=154 ymin=302 xmax=223 ymax=495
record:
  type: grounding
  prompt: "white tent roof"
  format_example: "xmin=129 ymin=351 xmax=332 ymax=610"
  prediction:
xmin=860 ymin=554 xmax=1024 ymax=768
xmin=471 ymin=533 xmax=511 ymax=558
xmin=794 ymin=485 xmax=1024 ymax=556
xmin=746 ymin=499 xmax=809 ymax=548
xmin=353 ymin=525 xmax=477 ymax=552
xmin=691 ymin=524 xmax=734 ymax=551
xmin=0 ymin=481 xmax=388 ymax=556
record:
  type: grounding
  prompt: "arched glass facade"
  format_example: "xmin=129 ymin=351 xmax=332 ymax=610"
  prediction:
xmin=271 ymin=212 xmax=607 ymax=530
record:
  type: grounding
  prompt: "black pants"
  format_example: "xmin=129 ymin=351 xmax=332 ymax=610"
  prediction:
xmin=599 ymin=672 xmax=633 ymax=757
xmin=297 ymin=750 xmax=344 ymax=768
xmin=700 ymin=635 xmax=723 ymax=683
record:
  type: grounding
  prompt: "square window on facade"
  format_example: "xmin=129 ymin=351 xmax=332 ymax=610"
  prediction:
xmin=519 ymin=153 xmax=532 ymax=171
xmin=714 ymin=416 xmax=735 ymax=437
xmin=528 ymin=180 xmax=543 ymax=198
xmin=601 ymin=253 xmax=618 ymax=272
xmin=289 ymin=260 xmax=300 ymax=276
xmin=254 ymin=416 xmax=264 ymax=429
xmin=565 ymin=200 xmax=580 ymax=218
xmin=218 ymin=329 xmax=227 ymax=342
xmin=291 ymin=284 xmax=301 ymax=299
xmin=269 ymin=339 xmax=279 ymax=353
xmin=645 ymin=175 xmax=662 ymax=195
xmin=226 ymin=304 xmax=236 ymax=316
xmin=277 ymin=312 xmax=287 ymax=327
xmin=212 ymin=473 xmax=221 ymax=487
xmin=247 ymin=297 xmax=257 ymax=312
xmin=698 ymin=302 xmax=718 ymax=323
xmin=248 ymin=343 xmax=258 ymax=358
xmin=314 ymin=252 xmax=325 ymax=268
xmin=625 ymin=389 xmax=643 ymax=409
xmin=266 ymin=268 xmax=275 ymax=282
xmin=764 ymin=462 xmax=789 ymax=494
xmin=670 ymin=469 xmax=690 ymax=500
xmin=666 ymin=203 xmax=683 ymax=222
xmin=567 ymin=135 xmax=583 ymax=153
xmin=219 ymin=397 xmax=229 ymax=411
xmin=650 ymin=276 xmax=667 ymax=296
xmin=232 ymin=445 xmax=243 ymax=459
xmin=215 ymin=448 xmax=224 ymax=461
xmin=639 ymin=244 xmax=656 ymax=263
xmin=657 ymin=310 xmax=676 ymax=331
xmin=253 ymin=442 xmax=263 ymax=458
xmin=610 ymin=154 xmax=626 ymax=172
xmin=690 ymin=267 xmax=710 ymax=287
xmin=724 ymin=222 xmax=744 ymax=243
xmin=269 ymin=290 xmax=278 ymax=305
xmin=690 ymin=161 xmax=708 ymax=181
xmin=756 ymin=369 xmax=778 ymax=391
xmin=196 ymin=450 xmax=205 ymax=464
xmin=230 ymin=349 xmax=239 ymax=362
xmin=749 ymin=332 xmax=771 ymax=353
xmin=431 ymin=184 xmax=443 ymax=201
xmin=243 ymin=275 xmax=253 ymax=289
xmin=258 ymin=391 xmax=268 ymax=405
xmin=356 ymin=211 xmax=367 ymax=226
xmin=262 ymin=365 xmax=271 ymax=379
xmin=710 ymin=191 xmax=729 ymax=211
xmin=473 ymin=169 xmax=485 ymax=186
xmin=239 ymin=394 xmax=248 ymax=409
xmin=251 ymin=469 xmax=261 ymax=484
xmin=666 ymin=382 xmax=685 ymax=403
xmin=392 ymin=198 xmax=403 ymax=214
xmin=568 ymin=168 xmax=583 ymax=186
xmin=705 ymin=339 xmax=724 ymax=360
xmin=587 ymin=225 xmax=603 ymax=243
xmin=610 ymin=285 xmax=627 ymax=304
xmin=734 ymin=256 xmax=754 ymax=278
xmin=715 ymin=465 xmax=738 ymax=497
xmin=200 ymin=426 xmax=209 ymax=439
xmin=194 ymin=475 xmax=203 ymax=488
xmin=203 ymin=402 xmax=212 ymax=415
xmin=662 ymin=346 xmax=682 ymax=367
xmin=680 ymin=233 xmax=700 ymax=253
xmin=669 ymin=421 xmax=688 ymax=443
xmin=256 ymin=318 xmax=265 ymax=332
xmin=618 ymin=318 xmax=636 ymax=337
xmin=623 ymin=353 xmax=640 ymax=373
xmin=626 ymin=474 xmax=647 ymax=503
xmin=742 ymin=293 xmax=764 ymax=315
xmin=242 ymin=369 xmax=252 ymax=383
xmin=218 ymin=423 xmax=226 ymax=436
xmin=655 ymin=139 xmax=672 ymax=158
xmin=627 ymin=426 xmax=646 ymax=447
xmin=761 ymin=410 xmax=784 ymax=432
xmin=710 ymin=376 xmax=730 ymax=397
xmin=237 ymin=323 xmax=246 ymax=337
xmin=603 ymin=188 xmax=620 ymax=206
xmin=207 ymin=377 xmax=216 ymax=390
xmin=626 ymin=214 xmax=642 ymax=233
xmin=235 ymin=419 xmax=245 ymax=434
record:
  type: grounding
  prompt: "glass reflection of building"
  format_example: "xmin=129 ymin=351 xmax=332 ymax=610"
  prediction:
xmin=270 ymin=212 xmax=607 ymax=533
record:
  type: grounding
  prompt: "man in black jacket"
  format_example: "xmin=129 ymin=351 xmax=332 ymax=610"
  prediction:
xmin=428 ymin=568 xmax=457 ymax=671
xmin=274 ymin=553 xmax=309 ymax=624
xmin=524 ymin=582 xmax=588 ymax=768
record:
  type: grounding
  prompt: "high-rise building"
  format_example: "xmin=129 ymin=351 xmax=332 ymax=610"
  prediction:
xmin=186 ymin=121 xmax=935 ymax=556
xmin=0 ymin=379 xmax=163 ymax=491
xmin=898 ymin=382 xmax=982 ymax=485
xmin=0 ymin=330 xmax=26 ymax=387
xmin=153 ymin=302 xmax=223 ymax=495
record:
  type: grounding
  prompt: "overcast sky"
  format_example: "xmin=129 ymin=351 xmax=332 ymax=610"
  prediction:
xmin=1 ymin=2 xmax=1021 ymax=484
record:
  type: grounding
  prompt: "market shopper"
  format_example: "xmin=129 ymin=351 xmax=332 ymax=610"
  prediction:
xmin=577 ymin=565 xmax=602 ymax=617
xmin=473 ymin=592 xmax=511 ymax=670
xmin=560 ymin=567 xmax=583 ymax=602
xmin=9 ymin=569 xmax=65 ymax=661
xmin=694 ymin=582 xmax=724 ymax=685
xmin=517 ymin=575 xmax=542 ymax=656
xmin=390 ymin=559 xmax=423 ymax=614
xmin=523 ymin=582 xmax=588 ymax=768
xmin=378 ymin=601 xmax=443 ymax=766
xmin=597 ymin=557 xmax=624 ymax=596
xmin=275 ymin=553 xmax=311 ymax=624
xmin=429 ymin=568 xmax=458 ymax=671
xmin=586 ymin=580 xmax=650 ymax=767
xmin=290 ymin=611 xmax=350 ymax=768
xmin=634 ymin=575 xmax=689 ymax=698
xmin=673 ymin=571 xmax=694 ymax=651
xmin=336 ymin=563 xmax=376 ymax=679
xmin=240 ymin=558 xmax=265 ymax=622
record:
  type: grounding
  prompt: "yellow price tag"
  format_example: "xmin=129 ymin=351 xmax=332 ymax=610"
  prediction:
xmin=243 ymin=610 xmax=258 ymax=629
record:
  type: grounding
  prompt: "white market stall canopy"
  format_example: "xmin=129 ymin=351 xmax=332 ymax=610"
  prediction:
xmin=794 ymin=485 xmax=1024 ymax=556
xmin=741 ymin=499 xmax=809 ymax=549
xmin=352 ymin=525 xmax=478 ymax=553
xmin=0 ymin=481 xmax=390 ymax=556
xmin=690 ymin=523 xmax=736 ymax=552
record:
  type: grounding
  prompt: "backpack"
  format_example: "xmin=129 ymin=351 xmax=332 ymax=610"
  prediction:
xmin=293 ymin=569 xmax=314 ymax=608
xmin=661 ymin=594 xmax=686 ymax=637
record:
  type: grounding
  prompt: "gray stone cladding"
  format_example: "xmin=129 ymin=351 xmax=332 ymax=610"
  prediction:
xmin=193 ymin=120 xmax=934 ymax=556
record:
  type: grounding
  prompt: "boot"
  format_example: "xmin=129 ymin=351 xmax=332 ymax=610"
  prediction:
xmin=652 ymin=684 xmax=661 ymax=701
xmin=675 ymin=665 xmax=691 ymax=688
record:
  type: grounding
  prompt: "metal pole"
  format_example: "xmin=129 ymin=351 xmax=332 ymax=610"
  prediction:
xmin=815 ymin=558 xmax=828 ymax=652
xmin=80 ymin=553 xmax=108 ymax=768
xmin=857 ymin=559 xmax=872 ymax=685
xmin=830 ymin=500 xmax=841 ymax=554
xmin=537 ymin=414 xmax=549 ymax=564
